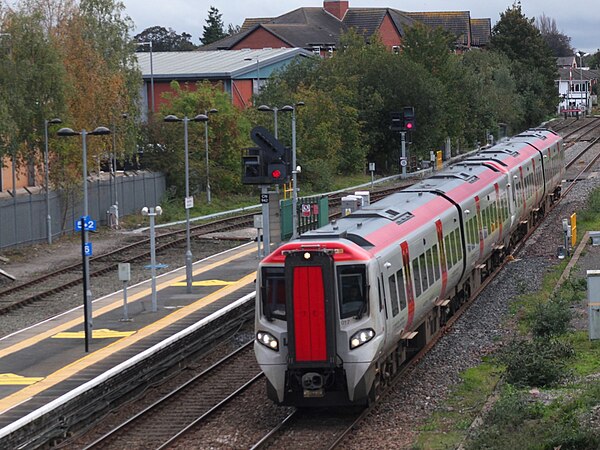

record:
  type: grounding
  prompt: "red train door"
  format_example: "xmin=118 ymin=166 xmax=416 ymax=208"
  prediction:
xmin=285 ymin=250 xmax=337 ymax=367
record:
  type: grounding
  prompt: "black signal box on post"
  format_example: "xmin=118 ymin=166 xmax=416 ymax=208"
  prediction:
xmin=390 ymin=112 xmax=403 ymax=132
xmin=241 ymin=126 xmax=291 ymax=185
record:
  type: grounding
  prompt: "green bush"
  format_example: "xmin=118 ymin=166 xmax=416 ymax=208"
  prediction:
xmin=528 ymin=297 xmax=572 ymax=338
xmin=499 ymin=338 xmax=574 ymax=387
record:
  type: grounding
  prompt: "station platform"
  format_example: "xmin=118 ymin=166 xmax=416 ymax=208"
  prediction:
xmin=0 ymin=241 xmax=260 ymax=441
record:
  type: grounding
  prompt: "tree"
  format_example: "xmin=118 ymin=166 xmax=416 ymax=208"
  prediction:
xmin=490 ymin=2 xmax=557 ymax=128
xmin=227 ymin=23 xmax=240 ymax=36
xmin=147 ymin=81 xmax=252 ymax=197
xmin=200 ymin=6 xmax=226 ymax=45
xmin=536 ymin=14 xmax=573 ymax=57
xmin=134 ymin=26 xmax=196 ymax=51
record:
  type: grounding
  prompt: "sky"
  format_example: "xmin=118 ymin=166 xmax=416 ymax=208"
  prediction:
xmin=120 ymin=0 xmax=599 ymax=54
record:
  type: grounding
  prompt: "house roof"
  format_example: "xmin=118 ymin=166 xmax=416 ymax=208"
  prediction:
xmin=343 ymin=8 xmax=415 ymax=39
xmin=470 ymin=18 xmax=491 ymax=46
xmin=135 ymin=48 xmax=311 ymax=79
xmin=202 ymin=5 xmax=488 ymax=51
xmin=557 ymin=67 xmax=599 ymax=81
xmin=405 ymin=11 xmax=471 ymax=46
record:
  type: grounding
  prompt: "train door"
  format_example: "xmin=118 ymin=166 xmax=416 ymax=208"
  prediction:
xmin=285 ymin=251 xmax=337 ymax=367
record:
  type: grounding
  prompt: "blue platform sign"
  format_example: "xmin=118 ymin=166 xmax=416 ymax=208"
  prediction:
xmin=75 ymin=216 xmax=97 ymax=232
xmin=84 ymin=242 xmax=93 ymax=256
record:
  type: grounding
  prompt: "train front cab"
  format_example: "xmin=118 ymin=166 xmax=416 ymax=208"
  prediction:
xmin=255 ymin=244 xmax=382 ymax=407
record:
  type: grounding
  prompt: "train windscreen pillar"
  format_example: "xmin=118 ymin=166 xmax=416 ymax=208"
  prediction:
xmin=588 ymin=270 xmax=600 ymax=340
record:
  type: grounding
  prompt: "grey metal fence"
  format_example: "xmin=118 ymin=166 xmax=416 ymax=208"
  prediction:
xmin=0 ymin=171 xmax=165 ymax=250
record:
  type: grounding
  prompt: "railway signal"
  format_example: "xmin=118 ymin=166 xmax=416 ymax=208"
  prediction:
xmin=403 ymin=106 xmax=416 ymax=131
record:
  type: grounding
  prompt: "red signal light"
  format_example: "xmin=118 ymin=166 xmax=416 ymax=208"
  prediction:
xmin=405 ymin=122 xmax=413 ymax=130
xmin=271 ymin=169 xmax=282 ymax=179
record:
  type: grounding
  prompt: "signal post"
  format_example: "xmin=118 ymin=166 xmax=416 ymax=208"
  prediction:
xmin=242 ymin=126 xmax=291 ymax=256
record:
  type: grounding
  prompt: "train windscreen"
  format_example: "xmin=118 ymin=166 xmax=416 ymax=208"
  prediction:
xmin=337 ymin=265 xmax=368 ymax=319
xmin=261 ymin=267 xmax=286 ymax=320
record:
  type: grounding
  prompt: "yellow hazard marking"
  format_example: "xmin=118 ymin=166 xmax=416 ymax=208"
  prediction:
xmin=0 ymin=244 xmax=257 ymax=361
xmin=171 ymin=279 xmax=236 ymax=287
xmin=0 ymin=373 xmax=44 ymax=386
xmin=52 ymin=329 xmax=136 ymax=339
xmin=0 ymin=271 xmax=256 ymax=414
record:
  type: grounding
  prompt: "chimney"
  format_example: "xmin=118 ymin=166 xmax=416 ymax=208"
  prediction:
xmin=323 ymin=0 xmax=349 ymax=20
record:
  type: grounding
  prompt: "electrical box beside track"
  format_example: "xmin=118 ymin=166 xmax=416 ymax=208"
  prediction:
xmin=587 ymin=270 xmax=600 ymax=340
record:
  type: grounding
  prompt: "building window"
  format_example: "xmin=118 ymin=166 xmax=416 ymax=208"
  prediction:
xmin=312 ymin=46 xmax=321 ymax=55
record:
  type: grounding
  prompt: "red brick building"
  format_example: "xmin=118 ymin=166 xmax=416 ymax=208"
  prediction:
xmin=200 ymin=0 xmax=491 ymax=56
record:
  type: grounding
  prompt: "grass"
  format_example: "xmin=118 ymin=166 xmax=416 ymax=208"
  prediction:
xmin=119 ymin=173 xmax=375 ymax=229
xmin=413 ymin=363 xmax=501 ymax=450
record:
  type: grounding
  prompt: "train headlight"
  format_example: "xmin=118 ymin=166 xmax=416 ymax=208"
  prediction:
xmin=350 ymin=328 xmax=375 ymax=349
xmin=256 ymin=331 xmax=279 ymax=351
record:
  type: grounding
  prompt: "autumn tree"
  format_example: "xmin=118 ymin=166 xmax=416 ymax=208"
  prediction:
xmin=200 ymin=6 xmax=226 ymax=45
xmin=0 ymin=5 xmax=67 ymax=181
xmin=134 ymin=26 xmax=196 ymax=51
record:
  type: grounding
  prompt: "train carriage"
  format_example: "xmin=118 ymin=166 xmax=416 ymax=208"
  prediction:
xmin=255 ymin=128 xmax=563 ymax=407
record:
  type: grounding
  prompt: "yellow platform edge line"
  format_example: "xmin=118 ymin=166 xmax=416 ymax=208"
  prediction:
xmin=0 ymin=245 xmax=256 ymax=360
xmin=0 ymin=272 xmax=255 ymax=413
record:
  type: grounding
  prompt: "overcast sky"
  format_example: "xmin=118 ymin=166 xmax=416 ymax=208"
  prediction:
xmin=120 ymin=0 xmax=599 ymax=54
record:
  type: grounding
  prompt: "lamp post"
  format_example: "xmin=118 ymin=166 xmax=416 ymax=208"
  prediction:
xmin=57 ymin=125 xmax=111 ymax=352
xmin=281 ymin=102 xmax=305 ymax=239
xmin=44 ymin=117 xmax=62 ymax=244
xmin=201 ymin=108 xmax=218 ymax=204
xmin=141 ymin=205 xmax=162 ymax=312
xmin=258 ymin=105 xmax=280 ymax=138
xmin=164 ymin=114 xmax=208 ymax=293
xmin=137 ymin=41 xmax=154 ymax=114
xmin=577 ymin=50 xmax=590 ymax=115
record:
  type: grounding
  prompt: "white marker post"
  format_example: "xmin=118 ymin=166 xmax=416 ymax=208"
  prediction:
xmin=118 ymin=263 xmax=132 ymax=321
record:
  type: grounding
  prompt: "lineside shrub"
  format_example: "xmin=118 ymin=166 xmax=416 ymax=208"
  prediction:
xmin=527 ymin=297 xmax=572 ymax=338
xmin=499 ymin=338 xmax=574 ymax=387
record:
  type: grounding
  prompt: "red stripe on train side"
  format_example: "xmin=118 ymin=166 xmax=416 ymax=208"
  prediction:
xmin=400 ymin=242 xmax=415 ymax=328
xmin=475 ymin=196 xmax=484 ymax=257
xmin=435 ymin=220 xmax=448 ymax=300
xmin=494 ymin=183 xmax=503 ymax=238
xmin=293 ymin=266 xmax=327 ymax=362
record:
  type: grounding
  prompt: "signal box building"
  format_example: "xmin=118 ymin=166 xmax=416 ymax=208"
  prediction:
xmin=135 ymin=47 xmax=311 ymax=116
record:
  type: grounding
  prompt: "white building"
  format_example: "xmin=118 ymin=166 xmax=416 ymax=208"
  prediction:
xmin=556 ymin=67 xmax=595 ymax=116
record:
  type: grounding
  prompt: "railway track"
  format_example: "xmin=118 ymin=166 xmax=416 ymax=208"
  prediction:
xmin=82 ymin=341 xmax=261 ymax=449
xmin=0 ymin=185 xmax=405 ymax=316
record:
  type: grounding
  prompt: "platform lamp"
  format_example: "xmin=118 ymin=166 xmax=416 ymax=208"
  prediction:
xmin=201 ymin=108 xmax=218 ymax=204
xmin=142 ymin=205 xmax=162 ymax=312
xmin=281 ymin=102 xmax=305 ymax=239
xmin=164 ymin=113 xmax=208 ymax=293
xmin=57 ymin=125 xmax=111 ymax=352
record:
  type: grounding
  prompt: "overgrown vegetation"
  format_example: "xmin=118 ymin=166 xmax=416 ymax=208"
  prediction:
xmin=416 ymin=205 xmax=600 ymax=449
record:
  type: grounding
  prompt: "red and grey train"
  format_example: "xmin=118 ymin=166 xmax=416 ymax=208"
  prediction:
xmin=254 ymin=128 xmax=564 ymax=406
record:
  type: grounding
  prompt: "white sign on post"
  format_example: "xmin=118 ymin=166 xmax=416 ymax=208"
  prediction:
xmin=185 ymin=196 xmax=194 ymax=209
xmin=118 ymin=263 xmax=131 ymax=281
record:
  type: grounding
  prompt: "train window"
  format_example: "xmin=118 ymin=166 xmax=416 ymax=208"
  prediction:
xmin=432 ymin=244 xmax=441 ymax=280
xmin=395 ymin=269 xmax=407 ymax=310
xmin=455 ymin=230 xmax=463 ymax=261
xmin=425 ymin=249 xmax=435 ymax=285
xmin=261 ymin=267 xmax=286 ymax=320
xmin=419 ymin=253 xmax=429 ymax=291
xmin=388 ymin=274 xmax=400 ymax=316
xmin=412 ymin=257 xmax=422 ymax=297
xmin=337 ymin=265 xmax=368 ymax=319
